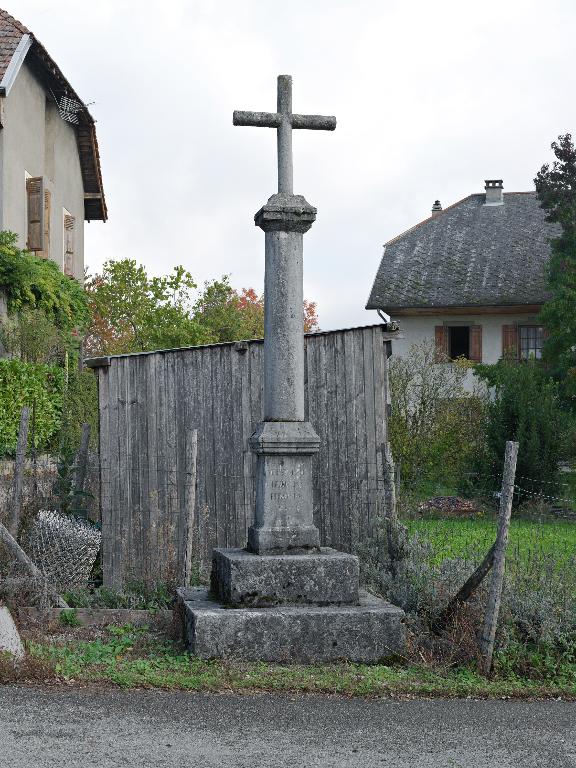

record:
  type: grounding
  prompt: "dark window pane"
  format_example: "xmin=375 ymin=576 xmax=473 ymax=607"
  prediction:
xmin=448 ymin=326 xmax=470 ymax=359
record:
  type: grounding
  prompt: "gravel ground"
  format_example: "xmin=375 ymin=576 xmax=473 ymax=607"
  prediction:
xmin=1 ymin=686 xmax=575 ymax=767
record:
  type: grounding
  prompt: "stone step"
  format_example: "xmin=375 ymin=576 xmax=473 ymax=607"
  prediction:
xmin=210 ymin=547 xmax=359 ymax=607
xmin=178 ymin=587 xmax=405 ymax=663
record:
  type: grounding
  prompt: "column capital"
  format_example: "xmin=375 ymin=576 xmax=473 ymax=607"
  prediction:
xmin=254 ymin=193 xmax=317 ymax=233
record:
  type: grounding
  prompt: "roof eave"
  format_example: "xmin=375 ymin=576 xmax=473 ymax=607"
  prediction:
xmin=0 ymin=30 xmax=107 ymax=222
xmin=366 ymin=302 xmax=545 ymax=316
xmin=0 ymin=32 xmax=31 ymax=96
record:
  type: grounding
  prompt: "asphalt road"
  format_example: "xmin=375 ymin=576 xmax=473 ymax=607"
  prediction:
xmin=1 ymin=686 xmax=575 ymax=767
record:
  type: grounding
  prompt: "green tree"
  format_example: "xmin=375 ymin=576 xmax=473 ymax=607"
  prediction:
xmin=474 ymin=359 xmax=565 ymax=498
xmin=535 ymin=134 xmax=576 ymax=406
xmin=193 ymin=278 xmax=264 ymax=343
xmin=193 ymin=278 xmax=319 ymax=343
xmin=85 ymin=259 xmax=209 ymax=356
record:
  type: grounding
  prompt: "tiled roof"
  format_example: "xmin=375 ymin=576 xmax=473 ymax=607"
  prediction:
xmin=0 ymin=9 xmax=28 ymax=83
xmin=0 ymin=8 xmax=106 ymax=221
xmin=366 ymin=192 xmax=560 ymax=311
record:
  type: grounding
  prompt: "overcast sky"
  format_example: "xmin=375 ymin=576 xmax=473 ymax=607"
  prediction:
xmin=11 ymin=0 xmax=576 ymax=329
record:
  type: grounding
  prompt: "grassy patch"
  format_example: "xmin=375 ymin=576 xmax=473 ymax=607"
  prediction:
xmin=3 ymin=625 xmax=572 ymax=699
xmin=405 ymin=517 xmax=576 ymax=570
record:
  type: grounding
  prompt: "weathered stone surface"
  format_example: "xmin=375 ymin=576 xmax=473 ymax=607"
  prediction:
xmin=248 ymin=422 xmax=321 ymax=554
xmin=255 ymin=193 xmax=317 ymax=233
xmin=211 ymin=547 xmax=359 ymax=607
xmin=260 ymin=223 xmax=308 ymax=422
xmin=178 ymin=587 xmax=405 ymax=663
xmin=0 ymin=606 xmax=24 ymax=660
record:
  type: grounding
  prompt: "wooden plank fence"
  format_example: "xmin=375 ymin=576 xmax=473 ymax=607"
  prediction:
xmin=88 ymin=325 xmax=395 ymax=588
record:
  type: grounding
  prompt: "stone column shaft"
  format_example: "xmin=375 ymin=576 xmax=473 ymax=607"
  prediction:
xmin=263 ymin=229 xmax=304 ymax=422
xmin=248 ymin=193 xmax=321 ymax=555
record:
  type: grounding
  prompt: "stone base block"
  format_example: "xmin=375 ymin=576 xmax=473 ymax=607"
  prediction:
xmin=247 ymin=523 xmax=320 ymax=555
xmin=211 ymin=547 xmax=359 ymax=606
xmin=178 ymin=587 xmax=406 ymax=663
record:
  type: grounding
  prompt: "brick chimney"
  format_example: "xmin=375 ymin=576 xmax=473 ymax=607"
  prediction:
xmin=431 ymin=200 xmax=442 ymax=217
xmin=484 ymin=179 xmax=504 ymax=206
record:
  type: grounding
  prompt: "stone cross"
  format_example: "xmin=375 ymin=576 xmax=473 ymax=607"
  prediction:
xmin=234 ymin=75 xmax=336 ymax=555
xmin=233 ymin=75 xmax=336 ymax=195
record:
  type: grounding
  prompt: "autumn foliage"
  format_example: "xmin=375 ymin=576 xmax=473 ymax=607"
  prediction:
xmin=84 ymin=260 xmax=319 ymax=357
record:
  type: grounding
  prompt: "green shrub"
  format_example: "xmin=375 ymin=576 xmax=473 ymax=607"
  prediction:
xmin=474 ymin=359 xmax=566 ymax=497
xmin=388 ymin=341 xmax=487 ymax=488
xmin=59 ymin=609 xmax=81 ymax=627
xmin=0 ymin=359 xmax=64 ymax=454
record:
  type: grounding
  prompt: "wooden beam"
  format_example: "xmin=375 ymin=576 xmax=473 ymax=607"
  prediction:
xmin=385 ymin=304 xmax=543 ymax=317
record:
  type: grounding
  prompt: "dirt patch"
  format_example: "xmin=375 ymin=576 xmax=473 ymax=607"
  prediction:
xmin=417 ymin=496 xmax=482 ymax=517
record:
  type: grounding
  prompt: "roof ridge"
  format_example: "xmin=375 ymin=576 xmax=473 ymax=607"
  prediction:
xmin=384 ymin=193 xmax=476 ymax=247
xmin=0 ymin=8 xmax=31 ymax=35
xmin=384 ymin=190 xmax=538 ymax=248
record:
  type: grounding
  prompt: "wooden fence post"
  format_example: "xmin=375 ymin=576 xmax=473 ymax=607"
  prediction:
xmin=73 ymin=422 xmax=91 ymax=499
xmin=182 ymin=429 xmax=198 ymax=586
xmin=383 ymin=442 xmax=404 ymax=578
xmin=9 ymin=407 xmax=30 ymax=537
xmin=478 ymin=440 xmax=519 ymax=675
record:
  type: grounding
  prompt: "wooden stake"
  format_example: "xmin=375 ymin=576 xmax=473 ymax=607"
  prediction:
xmin=478 ymin=440 xmax=519 ymax=675
xmin=9 ymin=407 xmax=30 ymax=537
xmin=73 ymin=423 xmax=91 ymax=501
xmin=432 ymin=543 xmax=495 ymax=634
xmin=383 ymin=442 xmax=402 ymax=577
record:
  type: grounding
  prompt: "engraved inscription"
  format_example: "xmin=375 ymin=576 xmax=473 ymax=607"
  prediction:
xmin=267 ymin=463 xmax=305 ymax=503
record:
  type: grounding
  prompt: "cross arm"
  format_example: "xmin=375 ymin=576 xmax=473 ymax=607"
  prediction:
xmin=233 ymin=111 xmax=282 ymax=128
xmin=291 ymin=114 xmax=336 ymax=131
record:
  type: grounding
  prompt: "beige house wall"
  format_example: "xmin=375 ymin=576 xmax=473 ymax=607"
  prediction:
xmin=0 ymin=62 xmax=85 ymax=280
xmin=392 ymin=311 xmax=542 ymax=389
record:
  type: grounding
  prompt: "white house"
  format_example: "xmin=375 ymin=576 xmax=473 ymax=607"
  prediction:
xmin=366 ymin=180 xmax=560 ymax=371
xmin=0 ymin=8 xmax=106 ymax=282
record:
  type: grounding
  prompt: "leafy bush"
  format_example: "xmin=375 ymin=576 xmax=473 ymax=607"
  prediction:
xmin=0 ymin=308 xmax=70 ymax=364
xmin=0 ymin=359 xmax=64 ymax=454
xmin=0 ymin=231 xmax=88 ymax=331
xmin=388 ymin=341 xmax=487 ymax=487
xmin=474 ymin=359 xmax=566 ymax=497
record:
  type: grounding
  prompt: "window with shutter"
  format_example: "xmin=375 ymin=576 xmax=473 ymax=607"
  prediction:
xmin=434 ymin=326 xmax=449 ymax=361
xmin=502 ymin=325 xmax=518 ymax=359
xmin=436 ymin=325 xmax=481 ymax=362
xmin=469 ymin=326 xmax=482 ymax=363
xmin=26 ymin=177 xmax=44 ymax=251
xmin=41 ymin=190 xmax=51 ymax=260
xmin=64 ymin=213 xmax=75 ymax=277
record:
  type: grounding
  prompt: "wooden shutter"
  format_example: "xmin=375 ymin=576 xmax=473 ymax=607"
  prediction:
xmin=502 ymin=324 xmax=518 ymax=359
xmin=469 ymin=325 xmax=482 ymax=363
xmin=41 ymin=189 xmax=51 ymax=260
xmin=64 ymin=214 xmax=75 ymax=277
xmin=434 ymin=326 xmax=449 ymax=361
xmin=26 ymin=177 xmax=44 ymax=251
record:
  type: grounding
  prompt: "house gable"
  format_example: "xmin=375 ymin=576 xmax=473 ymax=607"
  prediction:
xmin=0 ymin=8 xmax=106 ymax=222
